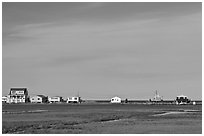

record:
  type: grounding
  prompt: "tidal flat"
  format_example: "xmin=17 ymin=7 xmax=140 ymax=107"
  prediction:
xmin=2 ymin=103 xmax=202 ymax=134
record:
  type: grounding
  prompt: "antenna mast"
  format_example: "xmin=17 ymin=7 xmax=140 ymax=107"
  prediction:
xmin=77 ymin=91 xmax=79 ymax=97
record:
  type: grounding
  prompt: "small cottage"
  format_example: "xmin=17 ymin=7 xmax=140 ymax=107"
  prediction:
xmin=111 ymin=96 xmax=122 ymax=103
xmin=48 ymin=96 xmax=62 ymax=103
xmin=2 ymin=96 xmax=7 ymax=103
xmin=176 ymin=95 xmax=190 ymax=105
xmin=30 ymin=95 xmax=48 ymax=103
xmin=67 ymin=96 xmax=81 ymax=103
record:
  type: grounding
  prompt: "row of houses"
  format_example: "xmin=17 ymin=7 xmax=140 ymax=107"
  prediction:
xmin=2 ymin=88 xmax=82 ymax=104
xmin=111 ymin=95 xmax=193 ymax=105
xmin=2 ymin=88 xmax=193 ymax=105
xmin=2 ymin=88 xmax=123 ymax=104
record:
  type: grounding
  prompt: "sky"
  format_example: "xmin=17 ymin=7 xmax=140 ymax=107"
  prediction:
xmin=2 ymin=2 xmax=202 ymax=100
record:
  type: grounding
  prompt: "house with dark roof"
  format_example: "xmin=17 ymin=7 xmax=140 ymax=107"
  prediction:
xmin=7 ymin=88 xmax=29 ymax=103
xmin=176 ymin=95 xmax=191 ymax=105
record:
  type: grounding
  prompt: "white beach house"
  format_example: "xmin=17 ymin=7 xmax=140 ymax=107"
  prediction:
xmin=67 ymin=96 xmax=81 ymax=103
xmin=111 ymin=96 xmax=122 ymax=103
xmin=30 ymin=95 xmax=48 ymax=103
xmin=48 ymin=96 xmax=63 ymax=103
xmin=2 ymin=96 xmax=7 ymax=103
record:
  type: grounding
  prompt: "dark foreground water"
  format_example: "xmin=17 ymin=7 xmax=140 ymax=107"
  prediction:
xmin=2 ymin=103 xmax=202 ymax=134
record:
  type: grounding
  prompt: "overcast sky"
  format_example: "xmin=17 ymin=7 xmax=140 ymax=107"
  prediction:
xmin=2 ymin=2 xmax=201 ymax=100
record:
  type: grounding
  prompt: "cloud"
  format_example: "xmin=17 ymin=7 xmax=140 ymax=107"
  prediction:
xmin=4 ymin=22 xmax=55 ymax=38
xmin=3 ymin=3 xmax=201 ymax=46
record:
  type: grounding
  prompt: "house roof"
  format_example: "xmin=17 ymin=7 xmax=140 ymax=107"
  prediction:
xmin=111 ymin=96 xmax=121 ymax=99
xmin=68 ymin=96 xmax=79 ymax=98
xmin=177 ymin=95 xmax=188 ymax=98
xmin=10 ymin=88 xmax=27 ymax=90
xmin=37 ymin=95 xmax=46 ymax=98
xmin=9 ymin=88 xmax=28 ymax=95
xmin=49 ymin=96 xmax=62 ymax=98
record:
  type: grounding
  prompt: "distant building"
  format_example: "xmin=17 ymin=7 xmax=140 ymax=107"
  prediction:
xmin=2 ymin=96 xmax=7 ymax=103
xmin=111 ymin=96 xmax=122 ymax=103
xmin=61 ymin=97 xmax=67 ymax=103
xmin=48 ymin=96 xmax=62 ymax=103
xmin=67 ymin=96 xmax=81 ymax=103
xmin=7 ymin=88 xmax=29 ymax=103
xmin=30 ymin=95 xmax=48 ymax=103
xmin=176 ymin=95 xmax=190 ymax=105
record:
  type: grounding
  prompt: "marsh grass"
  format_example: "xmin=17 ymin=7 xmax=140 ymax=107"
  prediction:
xmin=2 ymin=104 xmax=202 ymax=134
